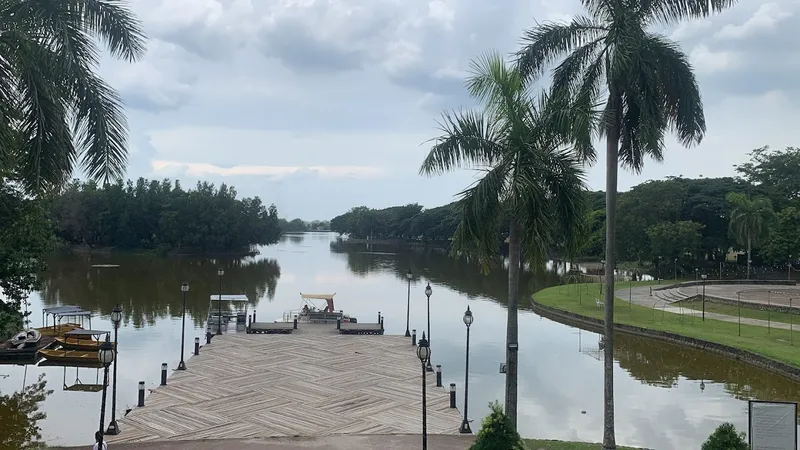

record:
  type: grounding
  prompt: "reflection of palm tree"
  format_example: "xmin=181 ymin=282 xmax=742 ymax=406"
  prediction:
xmin=39 ymin=254 xmax=280 ymax=328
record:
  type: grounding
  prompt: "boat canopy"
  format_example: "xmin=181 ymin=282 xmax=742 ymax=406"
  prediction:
xmin=43 ymin=306 xmax=83 ymax=315
xmin=64 ymin=329 xmax=110 ymax=337
xmin=300 ymin=293 xmax=335 ymax=312
xmin=209 ymin=294 xmax=249 ymax=303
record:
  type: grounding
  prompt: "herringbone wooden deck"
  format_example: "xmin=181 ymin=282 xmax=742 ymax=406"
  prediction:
xmin=109 ymin=331 xmax=462 ymax=443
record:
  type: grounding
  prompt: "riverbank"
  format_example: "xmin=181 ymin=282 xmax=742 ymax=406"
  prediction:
xmin=532 ymin=282 xmax=800 ymax=375
xmin=62 ymin=244 xmax=259 ymax=258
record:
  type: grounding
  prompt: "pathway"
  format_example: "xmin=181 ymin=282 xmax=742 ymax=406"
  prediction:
xmin=108 ymin=325 xmax=463 ymax=444
xmin=618 ymin=286 xmax=797 ymax=331
xmin=62 ymin=435 xmax=475 ymax=449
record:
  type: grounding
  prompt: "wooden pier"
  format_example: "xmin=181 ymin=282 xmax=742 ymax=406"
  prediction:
xmin=109 ymin=324 xmax=464 ymax=444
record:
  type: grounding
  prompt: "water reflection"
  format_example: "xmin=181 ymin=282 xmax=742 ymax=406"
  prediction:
xmin=0 ymin=372 xmax=51 ymax=449
xmin=39 ymin=253 xmax=281 ymax=328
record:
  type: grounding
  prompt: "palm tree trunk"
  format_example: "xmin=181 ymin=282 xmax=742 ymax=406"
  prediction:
xmin=747 ymin=235 xmax=752 ymax=280
xmin=602 ymin=92 xmax=621 ymax=450
xmin=505 ymin=217 xmax=520 ymax=429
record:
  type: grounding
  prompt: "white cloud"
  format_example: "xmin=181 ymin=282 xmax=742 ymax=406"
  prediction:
xmin=150 ymin=160 xmax=385 ymax=179
xmin=715 ymin=2 xmax=793 ymax=39
xmin=689 ymin=44 xmax=741 ymax=74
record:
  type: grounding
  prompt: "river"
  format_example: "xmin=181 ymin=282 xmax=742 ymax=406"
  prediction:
xmin=0 ymin=232 xmax=798 ymax=449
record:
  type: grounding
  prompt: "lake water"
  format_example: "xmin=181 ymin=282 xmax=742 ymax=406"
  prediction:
xmin=1 ymin=232 xmax=799 ymax=449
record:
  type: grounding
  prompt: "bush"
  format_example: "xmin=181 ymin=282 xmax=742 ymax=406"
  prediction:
xmin=702 ymin=422 xmax=749 ymax=450
xmin=470 ymin=401 xmax=525 ymax=450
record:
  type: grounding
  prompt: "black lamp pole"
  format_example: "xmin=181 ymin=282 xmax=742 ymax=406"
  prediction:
xmin=217 ymin=268 xmax=224 ymax=335
xmin=460 ymin=306 xmax=473 ymax=434
xmin=417 ymin=333 xmax=430 ymax=450
xmin=178 ymin=282 xmax=189 ymax=370
xmin=701 ymin=275 xmax=707 ymax=321
xmin=405 ymin=270 xmax=412 ymax=337
xmin=97 ymin=335 xmax=115 ymax=446
xmin=106 ymin=305 xmax=122 ymax=435
xmin=424 ymin=283 xmax=433 ymax=372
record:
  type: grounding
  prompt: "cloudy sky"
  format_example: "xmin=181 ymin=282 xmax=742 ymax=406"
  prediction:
xmin=95 ymin=0 xmax=799 ymax=220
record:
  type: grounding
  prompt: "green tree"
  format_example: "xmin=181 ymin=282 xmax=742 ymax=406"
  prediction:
xmin=727 ymin=192 xmax=774 ymax=279
xmin=0 ymin=0 xmax=146 ymax=193
xmin=0 ymin=374 xmax=52 ymax=449
xmin=419 ymin=52 xmax=586 ymax=428
xmin=469 ymin=402 xmax=524 ymax=450
xmin=736 ymin=145 xmax=800 ymax=208
xmin=762 ymin=207 xmax=800 ymax=265
xmin=701 ymin=422 xmax=748 ymax=450
xmin=646 ymin=221 xmax=704 ymax=263
xmin=515 ymin=0 xmax=734 ymax=446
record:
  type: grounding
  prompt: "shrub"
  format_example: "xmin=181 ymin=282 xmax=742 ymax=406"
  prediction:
xmin=701 ymin=422 xmax=749 ymax=450
xmin=470 ymin=401 xmax=525 ymax=450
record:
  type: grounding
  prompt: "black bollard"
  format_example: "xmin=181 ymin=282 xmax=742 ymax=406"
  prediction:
xmin=137 ymin=381 xmax=145 ymax=407
xmin=436 ymin=365 xmax=442 ymax=387
xmin=206 ymin=332 xmax=212 ymax=344
xmin=248 ymin=314 xmax=252 ymax=328
xmin=253 ymin=310 xmax=257 ymax=322
xmin=378 ymin=311 xmax=381 ymax=323
xmin=380 ymin=317 xmax=384 ymax=330
xmin=293 ymin=318 xmax=298 ymax=330
xmin=449 ymin=383 xmax=456 ymax=408
xmin=194 ymin=337 xmax=200 ymax=356
xmin=160 ymin=363 xmax=167 ymax=386
xmin=412 ymin=329 xmax=416 ymax=345
xmin=337 ymin=319 xmax=341 ymax=330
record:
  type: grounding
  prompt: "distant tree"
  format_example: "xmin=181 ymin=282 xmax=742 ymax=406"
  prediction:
xmin=736 ymin=146 xmax=800 ymax=208
xmin=761 ymin=207 xmax=800 ymax=265
xmin=646 ymin=221 xmax=704 ymax=263
xmin=727 ymin=192 xmax=775 ymax=279
xmin=279 ymin=218 xmax=308 ymax=233
xmin=469 ymin=402 xmax=524 ymax=450
xmin=701 ymin=422 xmax=748 ymax=450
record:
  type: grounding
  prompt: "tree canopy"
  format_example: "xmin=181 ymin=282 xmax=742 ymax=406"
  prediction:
xmin=48 ymin=178 xmax=282 ymax=253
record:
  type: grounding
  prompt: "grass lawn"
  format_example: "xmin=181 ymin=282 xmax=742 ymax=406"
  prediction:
xmin=533 ymin=282 xmax=800 ymax=368
xmin=676 ymin=299 xmax=798 ymax=326
xmin=524 ymin=439 xmax=641 ymax=449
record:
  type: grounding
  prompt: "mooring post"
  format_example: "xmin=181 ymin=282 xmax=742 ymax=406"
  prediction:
xmin=160 ymin=363 xmax=168 ymax=386
xmin=137 ymin=381 xmax=145 ymax=407
xmin=435 ymin=365 xmax=442 ymax=387
xmin=380 ymin=317 xmax=384 ymax=331
xmin=194 ymin=337 xmax=200 ymax=355
xmin=253 ymin=310 xmax=257 ymax=322
xmin=337 ymin=319 xmax=341 ymax=330
xmin=378 ymin=311 xmax=381 ymax=323
xmin=449 ymin=383 xmax=456 ymax=408
xmin=412 ymin=329 xmax=416 ymax=345
xmin=293 ymin=318 xmax=298 ymax=330
xmin=206 ymin=332 xmax=212 ymax=344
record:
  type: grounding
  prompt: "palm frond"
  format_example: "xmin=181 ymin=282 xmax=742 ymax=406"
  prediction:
xmin=419 ymin=110 xmax=504 ymax=176
xmin=642 ymin=0 xmax=738 ymax=26
xmin=73 ymin=0 xmax=147 ymax=61
xmin=516 ymin=16 xmax=608 ymax=81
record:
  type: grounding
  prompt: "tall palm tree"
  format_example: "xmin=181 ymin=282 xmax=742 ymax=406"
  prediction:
xmin=419 ymin=51 xmax=587 ymax=429
xmin=515 ymin=1 xmax=736 ymax=448
xmin=727 ymin=192 xmax=774 ymax=279
xmin=0 ymin=0 xmax=146 ymax=194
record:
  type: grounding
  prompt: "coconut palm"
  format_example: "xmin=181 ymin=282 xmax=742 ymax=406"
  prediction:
xmin=0 ymin=0 xmax=146 ymax=193
xmin=515 ymin=1 xmax=736 ymax=447
xmin=727 ymin=192 xmax=774 ymax=279
xmin=419 ymin=51 xmax=587 ymax=428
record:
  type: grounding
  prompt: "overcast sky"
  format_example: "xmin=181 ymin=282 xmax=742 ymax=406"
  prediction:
xmin=95 ymin=0 xmax=799 ymax=220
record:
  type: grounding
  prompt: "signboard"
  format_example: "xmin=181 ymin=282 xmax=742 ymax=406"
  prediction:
xmin=749 ymin=400 xmax=797 ymax=450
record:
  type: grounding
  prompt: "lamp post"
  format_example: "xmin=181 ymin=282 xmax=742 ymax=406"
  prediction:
xmin=424 ymin=283 xmax=433 ymax=372
xmin=405 ymin=270 xmax=412 ymax=337
xmin=105 ymin=305 xmax=122 ymax=435
xmin=674 ymin=258 xmax=677 ymax=281
xmin=701 ymin=274 xmax=707 ymax=321
xmin=216 ymin=268 xmax=224 ymax=335
xmin=416 ymin=333 xmax=431 ymax=450
xmin=790 ymin=255 xmax=793 ymax=281
xmin=178 ymin=282 xmax=190 ymax=370
xmin=459 ymin=306 xmax=473 ymax=434
xmin=97 ymin=335 xmax=115 ymax=447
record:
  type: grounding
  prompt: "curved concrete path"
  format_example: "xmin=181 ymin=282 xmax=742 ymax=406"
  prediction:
xmin=57 ymin=435 xmax=475 ymax=450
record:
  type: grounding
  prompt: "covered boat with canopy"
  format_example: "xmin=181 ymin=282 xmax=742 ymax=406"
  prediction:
xmin=280 ymin=293 xmax=357 ymax=324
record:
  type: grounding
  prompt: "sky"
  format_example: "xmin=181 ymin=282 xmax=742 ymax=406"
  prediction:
xmin=94 ymin=0 xmax=800 ymax=220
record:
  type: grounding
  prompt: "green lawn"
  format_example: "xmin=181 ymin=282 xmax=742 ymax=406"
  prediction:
xmin=534 ymin=282 xmax=800 ymax=368
xmin=676 ymin=299 xmax=799 ymax=326
xmin=524 ymin=439 xmax=641 ymax=449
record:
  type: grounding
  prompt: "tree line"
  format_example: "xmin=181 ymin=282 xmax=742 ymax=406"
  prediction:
xmin=278 ymin=218 xmax=331 ymax=233
xmin=49 ymin=179 xmax=283 ymax=253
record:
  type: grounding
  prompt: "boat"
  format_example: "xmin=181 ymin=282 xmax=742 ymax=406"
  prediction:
xmin=207 ymin=294 xmax=250 ymax=335
xmin=40 ymin=306 xmax=94 ymax=338
xmin=54 ymin=329 xmax=112 ymax=351
xmin=38 ymin=349 xmax=100 ymax=364
xmin=279 ymin=293 xmax=357 ymax=324
xmin=10 ymin=329 xmax=41 ymax=348
xmin=35 ymin=323 xmax=82 ymax=337
xmin=0 ymin=335 xmax=55 ymax=362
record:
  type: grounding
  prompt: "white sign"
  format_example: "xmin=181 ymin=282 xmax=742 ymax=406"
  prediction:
xmin=749 ymin=401 xmax=797 ymax=450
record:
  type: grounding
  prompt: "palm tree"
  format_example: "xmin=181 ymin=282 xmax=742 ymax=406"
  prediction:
xmin=727 ymin=192 xmax=774 ymax=279
xmin=515 ymin=1 xmax=736 ymax=448
xmin=419 ymin=51 xmax=587 ymax=429
xmin=0 ymin=0 xmax=146 ymax=193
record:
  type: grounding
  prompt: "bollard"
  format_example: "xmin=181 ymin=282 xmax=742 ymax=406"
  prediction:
xmin=194 ymin=337 xmax=200 ymax=355
xmin=137 ymin=381 xmax=145 ymax=407
xmin=206 ymin=332 xmax=212 ymax=344
xmin=412 ymin=329 xmax=416 ymax=345
xmin=248 ymin=315 xmax=252 ymax=328
xmin=160 ymin=363 xmax=168 ymax=386
xmin=435 ymin=365 xmax=442 ymax=387
xmin=253 ymin=310 xmax=257 ymax=322
xmin=449 ymin=383 xmax=456 ymax=408
xmin=378 ymin=311 xmax=381 ymax=323
xmin=380 ymin=317 xmax=384 ymax=330
xmin=293 ymin=318 xmax=298 ymax=330
xmin=337 ymin=319 xmax=341 ymax=330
